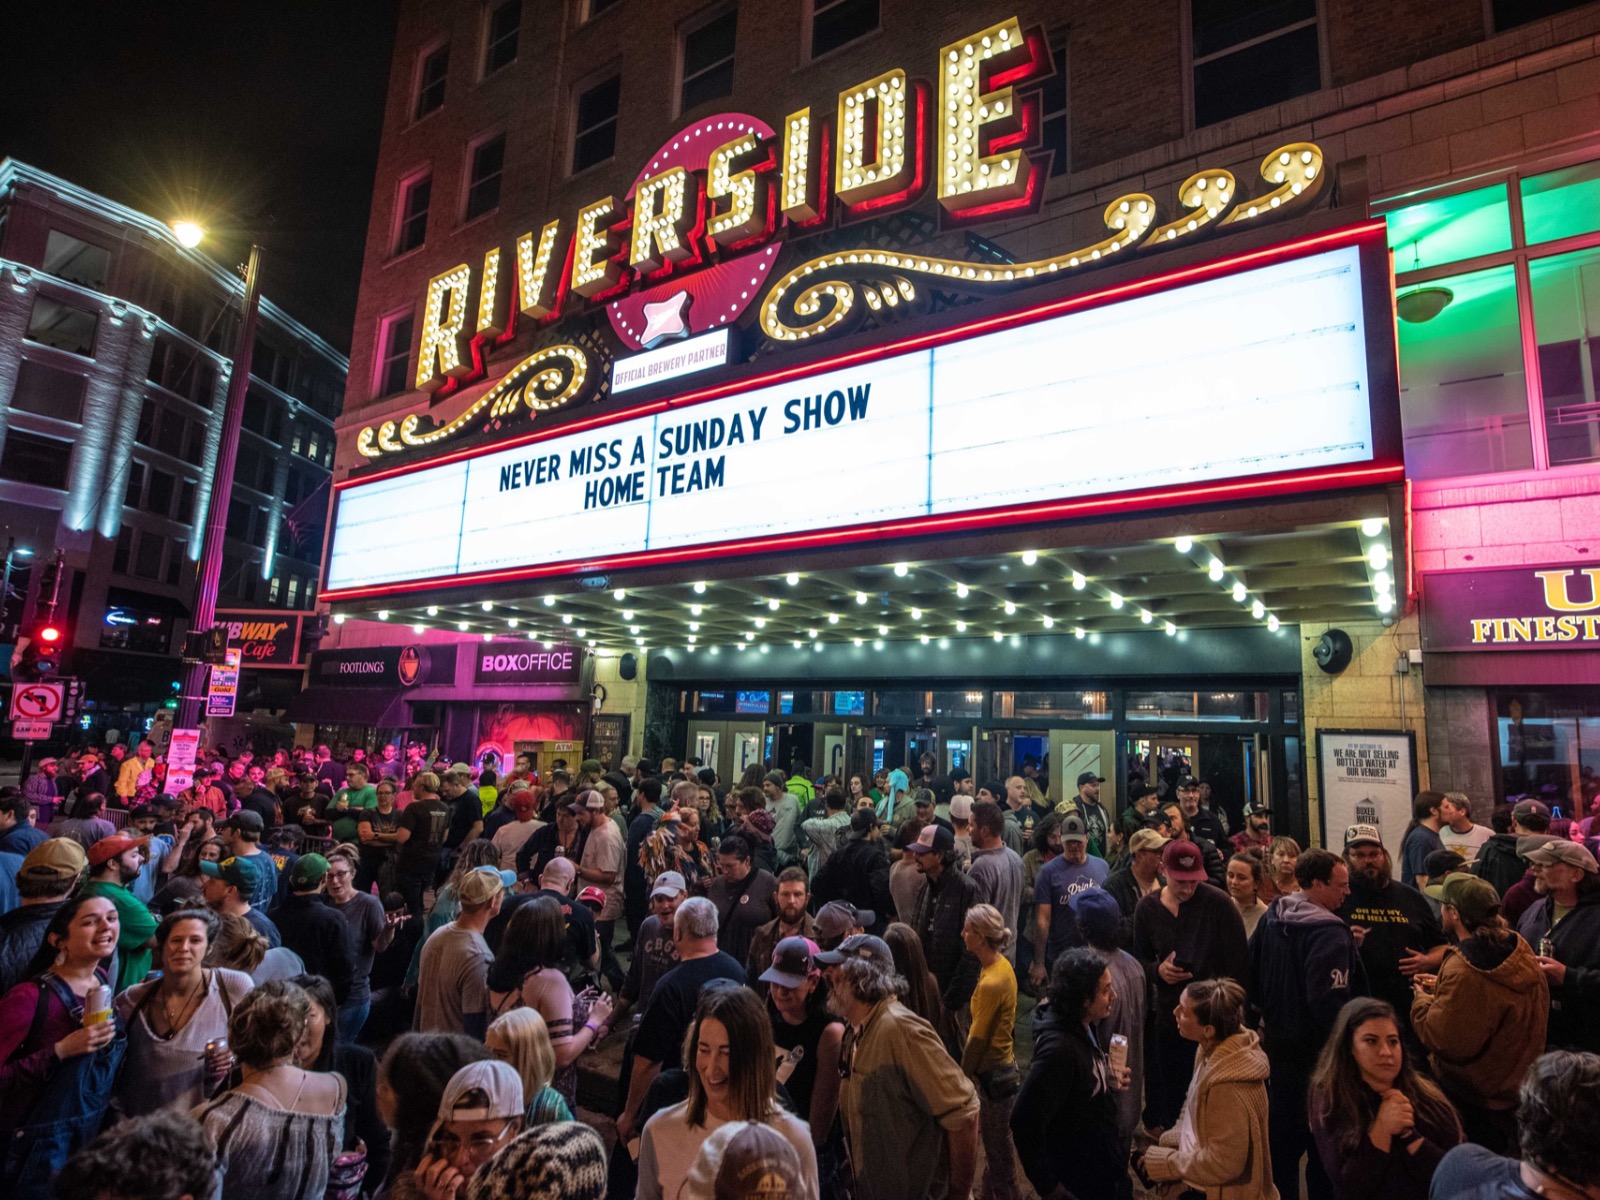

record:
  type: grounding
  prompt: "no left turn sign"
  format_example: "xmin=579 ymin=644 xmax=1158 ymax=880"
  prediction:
xmin=9 ymin=683 xmax=64 ymax=722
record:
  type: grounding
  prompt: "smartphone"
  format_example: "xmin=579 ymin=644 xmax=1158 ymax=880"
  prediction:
xmin=1172 ymin=959 xmax=1194 ymax=974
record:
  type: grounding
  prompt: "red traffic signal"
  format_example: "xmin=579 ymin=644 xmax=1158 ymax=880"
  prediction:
xmin=16 ymin=622 xmax=66 ymax=680
xmin=37 ymin=625 xmax=61 ymax=643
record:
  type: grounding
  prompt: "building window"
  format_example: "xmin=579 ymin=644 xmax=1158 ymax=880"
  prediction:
xmin=1491 ymin=0 xmax=1591 ymax=32
xmin=112 ymin=527 xmax=132 ymax=574
xmin=125 ymin=461 xmax=146 ymax=508
xmin=268 ymin=575 xmax=281 ymax=604
xmin=10 ymin=359 xmax=87 ymax=422
xmin=147 ymin=469 xmax=176 ymax=518
xmin=0 ymin=429 xmax=71 ymax=489
xmin=155 ymin=410 xmax=187 ymax=460
xmin=809 ymin=0 xmax=878 ymax=59
xmin=483 ymin=0 xmax=520 ymax=74
xmin=572 ymin=74 xmax=621 ymax=174
xmin=178 ymin=480 xmax=196 ymax=524
xmin=43 ymin=231 xmax=111 ymax=290
xmin=286 ymin=578 xmax=301 ymax=607
xmin=1190 ymin=0 xmax=1320 ymax=129
xmin=25 ymin=296 xmax=99 ymax=357
xmin=167 ymin=540 xmax=185 ymax=586
xmin=1530 ymin=246 xmax=1600 ymax=468
xmin=680 ymin=9 xmax=737 ymax=113
xmin=376 ymin=312 xmax=415 ymax=398
xmin=1039 ymin=44 xmax=1068 ymax=179
xmin=227 ymin=499 xmax=252 ymax=540
xmin=147 ymin=337 xmax=218 ymax=407
xmin=464 ymin=134 xmax=506 ymax=220
xmin=586 ymin=0 xmax=623 ymax=16
xmin=415 ymin=42 xmax=450 ymax=120
xmin=133 ymin=531 xmax=164 ymax=580
xmin=394 ymin=172 xmax=432 ymax=255
xmin=1521 ymin=160 xmax=1600 ymax=247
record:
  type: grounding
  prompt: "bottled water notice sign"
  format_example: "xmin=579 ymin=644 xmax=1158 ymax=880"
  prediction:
xmin=1316 ymin=730 xmax=1418 ymax=863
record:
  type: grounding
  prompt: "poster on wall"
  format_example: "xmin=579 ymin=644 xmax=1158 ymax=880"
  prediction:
xmin=822 ymin=735 xmax=846 ymax=780
xmin=734 ymin=732 xmax=763 ymax=777
xmin=1316 ymin=730 xmax=1419 ymax=864
xmin=166 ymin=727 xmax=201 ymax=794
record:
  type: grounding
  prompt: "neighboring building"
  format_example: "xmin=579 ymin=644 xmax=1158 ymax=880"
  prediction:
xmin=318 ymin=0 xmax=1600 ymax=847
xmin=0 ymin=160 xmax=346 ymax=739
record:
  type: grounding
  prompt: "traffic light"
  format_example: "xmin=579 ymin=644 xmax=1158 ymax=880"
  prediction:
xmin=15 ymin=621 xmax=64 ymax=680
xmin=300 ymin=614 xmax=329 ymax=657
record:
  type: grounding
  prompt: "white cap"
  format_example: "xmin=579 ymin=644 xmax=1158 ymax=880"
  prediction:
xmin=435 ymin=1060 xmax=524 ymax=1124
xmin=949 ymin=796 xmax=973 ymax=821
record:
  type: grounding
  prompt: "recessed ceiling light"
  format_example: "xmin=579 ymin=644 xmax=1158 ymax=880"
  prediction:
xmin=1108 ymin=593 xmax=1123 ymax=609
xmin=1071 ymin=572 xmax=1086 ymax=590
xmin=1174 ymin=536 xmax=1193 ymax=553
xmin=1207 ymin=558 xmax=1224 ymax=581
xmin=426 ymin=606 xmax=439 ymax=617
xmin=856 ymin=591 xmax=869 ymax=605
xmin=768 ymin=598 xmax=780 ymax=611
xmin=614 ymin=589 xmax=626 ymax=601
xmin=893 ymin=563 xmax=909 ymax=577
xmin=955 ymin=582 xmax=969 ymax=598
xmin=786 ymin=572 xmax=799 ymax=585
xmin=1004 ymin=601 xmax=1017 ymax=615
xmin=693 ymin=581 xmax=707 ymax=593
xmin=481 ymin=601 xmax=494 ymax=612
xmin=1021 ymin=550 xmax=1038 ymax=565
xmin=1361 ymin=518 xmax=1385 ymax=537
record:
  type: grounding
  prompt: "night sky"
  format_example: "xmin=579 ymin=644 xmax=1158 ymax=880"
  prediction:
xmin=1 ymin=1 xmax=397 ymax=355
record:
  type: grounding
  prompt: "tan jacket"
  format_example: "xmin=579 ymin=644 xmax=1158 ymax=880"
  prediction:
xmin=1412 ymin=932 xmax=1549 ymax=1110
xmin=1144 ymin=1029 xmax=1279 ymax=1200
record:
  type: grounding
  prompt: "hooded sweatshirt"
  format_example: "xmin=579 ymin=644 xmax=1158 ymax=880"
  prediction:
xmin=1249 ymin=892 xmax=1365 ymax=1063
xmin=1411 ymin=932 xmax=1548 ymax=1109
xmin=1144 ymin=1029 xmax=1279 ymax=1200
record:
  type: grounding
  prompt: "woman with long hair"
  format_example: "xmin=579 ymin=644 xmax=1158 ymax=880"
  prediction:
xmin=0 ymin=893 xmax=124 ymax=1196
xmin=637 ymin=982 xmax=819 ymax=1200
xmin=374 ymin=1033 xmax=493 ymax=1195
xmin=962 ymin=904 xmax=1020 ymax=1200
xmin=114 ymin=906 xmax=251 ymax=1117
xmin=291 ymin=973 xmax=390 ymax=1195
xmin=1309 ymin=997 xmax=1462 ymax=1200
xmin=486 ymin=1007 xmax=574 ymax=1126
xmin=149 ymin=829 xmax=226 ymax=915
xmin=884 ymin=921 xmax=960 ymax=1056
xmin=1141 ymin=978 xmax=1277 ymax=1199
xmin=485 ymin=895 xmax=614 ymax=1108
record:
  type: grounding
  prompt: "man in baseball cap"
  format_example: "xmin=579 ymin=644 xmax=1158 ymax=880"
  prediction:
xmin=82 ymin=832 xmax=158 ymax=991
xmin=0 ymin=839 xmax=88 ymax=993
xmin=1031 ymin=812 xmax=1111 ymax=988
xmin=1516 ymin=837 xmax=1600 ymax=1056
xmin=758 ymin=935 xmax=819 ymax=990
xmin=421 ymin=1059 xmax=526 ymax=1194
xmin=200 ymin=853 xmax=281 ymax=946
xmin=813 ymin=900 xmax=873 ymax=951
xmin=1343 ymin=824 xmax=1384 ymax=851
xmin=903 ymin=821 xmax=982 ymax=1006
xmin=1478 ymin=799 xmax=1555 ymax=897
xmin=815 ymin=932 xmax=894 ymax=971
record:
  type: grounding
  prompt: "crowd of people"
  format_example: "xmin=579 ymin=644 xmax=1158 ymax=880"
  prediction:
xmin=3 ymin=742 xmax=1599 ymax=1200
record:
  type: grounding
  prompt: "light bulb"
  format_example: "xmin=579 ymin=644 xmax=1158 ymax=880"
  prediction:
xmin=768 ymin=598 xmax=780 ymax=611
xmin=754 ymin=617 xmax=766 ymax=629
xmin=1109 ymin=593 xmax=1123 ymax=609
xmin=1074 ymin=626 xmax=1085 ymax=639
xmin=809 ymin=629 xmax=819 ymax=639
xmin=1375 ymin=571 xmax=1391 ymax=592
xmin=1165 ymin=621 xmax=1177 ymax=635
xmin=377 ymin=610 xmax=389 ymax=620
xmin=910 ymin=608 xmax=922 ymax=620
xmin=1021 ymin=549 xmax=1038 ymax=565
xmin=507 ymin=618 xmax=519 ymax=628
xmin=1377 ymin=594 xmax=1395 ymax=613
xmin=426 ymin=606 xmax=439 ymax=616
xmin=827 ymin=613 xmax=839 ymax=624
xmin=690 ymin=604 xmax=703 ymax=616
xmin=856 ymin=591 xmax=869 ymax=605
xmin=412 ymin=624 xmax=424 ymax=633
xmin=1361 ymin=518 xmax=1385 ymax=537
xmin=333 ymin=614 xmax=345 ymax=624
xmin=621 ymin=609 xmax=634 ymax=620
xmin=1207 ymin=558 xmax=1224 ymax=581
xmin=543 ymin=595 xmax=555 ymax=606
xmin=786 ymin=572 xmax=800 ymax=586
xmin=893 ymin=563 xmax=909 ymax=577
xmin=482 ymin=632 xmax=492 ymax=641
xmin=1042 ymin=615 xmax=1054 ymax=628
xmin=1174 ymin=536 xmax=1193 ymax=553
xmin=613 ymin=589 xmax=626 ymax=601
xmin=1252 ymin=599 xmax=1266 ymax=619
xmin=1071 ymin=572 xmax=1086 ymax=590
xmin=1004 ymin=600 xmax=1017 ymax=615
xmin=629 ymin=625 xmax=640 ymax=635
xmin=481 ymin=601 xmax=493 ymax=612
xmin=919 ymin=634 xmax=930 ymax=645
xmin=689 ymin=622 xmax=700 ymax=632
xmin=457 ymin=622 xmax=468 ymax=631
xmin=993 ymin=631 xmax=1004 ymax=642
xmin=693 ymin=581 xmax=707 ymax=593
xmin=854 ymin=638 xmax=863 ymax=647
xmin=1232 ymin=582 xmax=1247 ymax=602
xmin=878 ymin=624 xmax=889 ymax=636
xmin=956 ymin=620 xmax=967 ymax=632
xmin=1368 ymin=544 xmax=1389 ymax=570
xmin=1267 ymin=614 xmax=1281 ymax=632
xmin=956 ymin=582 xmax=969 ymax=598
xmin=1140 ymin=609 xmax=1153 ymax=624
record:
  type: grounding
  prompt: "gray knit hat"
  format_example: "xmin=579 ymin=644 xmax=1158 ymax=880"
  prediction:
xmin=465 ymin=1122 xmax=607 ymax=1200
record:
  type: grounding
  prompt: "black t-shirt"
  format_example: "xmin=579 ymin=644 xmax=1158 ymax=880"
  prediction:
xmin=769 ymin=997 xmax=841 ymax=1118
xmin=633 ymin=951 xmax=747 ymax=1069
xmin=396 ymin=799 xmax=451 ymax=873
xmin=1337 ymin=877 xmax=1445 ymax=1021
xmin=241 ymin=787 xmax=280 ymax=829
xmin=445 ymin=792 xmax=482 ymax=850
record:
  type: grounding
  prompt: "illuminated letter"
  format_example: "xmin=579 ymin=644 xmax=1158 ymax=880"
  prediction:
xmin=476 ymin=247 xmax=510 ymax=336
xmin=781 ymin=107 xmax=823 ymax=223
xmin=629 ymin=168 xmax=697 ymax=271
xmin=937 ymin=18 xmax=1048 ymax=218
xmin=1536 ymin=568 xmax=1600 ymax=613
xmin=836 ymin=69 xmax=917 ymax=208
xmin=415 ymin=263 xmax=473 ymax=391
xmin=516 ymin=220 xmax=564 ymax=318
xmin=571 ymin=196 xmax=626 ymax=297
xmin=707 ymin=134 xmax=771 ymax=247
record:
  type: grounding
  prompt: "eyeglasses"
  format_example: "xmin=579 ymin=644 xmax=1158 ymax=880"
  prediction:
xmin=431 ymin=1120 xmax=515 ymax=1159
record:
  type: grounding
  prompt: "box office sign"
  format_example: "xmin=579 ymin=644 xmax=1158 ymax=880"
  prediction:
xmin=1422 ymin=565 xmax=1600 ymax=653
xmin=217 ymin=611 xmax=303 ymax=669
xmin=474 ymin=642 xmax=583 ymax=685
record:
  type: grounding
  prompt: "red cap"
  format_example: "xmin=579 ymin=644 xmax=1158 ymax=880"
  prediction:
xmin=577 ymin=885 xmax=607 ymax=908
xmin=1161 ymin=840 xmax=1209 ymax=882
xmin=88 ymin=834 xmax=151 ymax=868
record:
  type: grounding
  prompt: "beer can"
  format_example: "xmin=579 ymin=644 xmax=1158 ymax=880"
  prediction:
xmin=82 ymin=984 xmax=112 ymax=1027
xmin=1108 ymin=1033 xmax=1129 ymax=1074
xmin=207 ymin=1037 xmax=228 ymax=1056
xmin=1539 ymin=936 xmax=1555 ymax=959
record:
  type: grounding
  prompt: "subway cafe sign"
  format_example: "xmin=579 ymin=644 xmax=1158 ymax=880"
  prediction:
xmin=323 ymin=222 xmax=1401 ymax=600
xmin=217 ymin=610 xmax=304 ymax=669
xmin=1423 ymin=565 xmax=1600 ymax=652
xmin=356 ymin=14 xmax=1330 ymax=462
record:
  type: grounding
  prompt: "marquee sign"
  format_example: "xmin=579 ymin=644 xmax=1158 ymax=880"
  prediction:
xmin=324 ymin=225 xmax=1397 ymax=600
xmin=1421 ymin=564 xmax=1600 ymax=652
xmin=355 ymin=14 xmax=1326 ymax=463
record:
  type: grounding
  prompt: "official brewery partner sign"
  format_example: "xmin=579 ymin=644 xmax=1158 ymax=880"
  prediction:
xmin=1422 ymin=564 xmax=1600 ymax=652
xmin=474 ymin=643 xmax=583 ymax=686
xmin=218 ymin=611 xmax=303 ymax=669
xmin=1316 ymin=730 xmax=1418 ymax=866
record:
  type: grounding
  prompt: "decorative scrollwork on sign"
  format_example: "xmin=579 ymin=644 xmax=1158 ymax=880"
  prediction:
xmin=357 ymin=344 xmax=592 ymax=459
xmin=759 ymin=141 xmax=1324 ymax=346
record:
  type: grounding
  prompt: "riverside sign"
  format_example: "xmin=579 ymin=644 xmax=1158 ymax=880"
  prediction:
xmin=324 ymin=226 xmax=1398 ymax=600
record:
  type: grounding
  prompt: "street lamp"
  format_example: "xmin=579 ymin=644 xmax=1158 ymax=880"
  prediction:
xmin=170 ymin=221 xmax=265 ymax=730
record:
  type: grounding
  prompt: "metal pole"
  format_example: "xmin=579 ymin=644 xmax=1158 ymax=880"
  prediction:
xmin=177 ymin=244 xmax=264 ymax=730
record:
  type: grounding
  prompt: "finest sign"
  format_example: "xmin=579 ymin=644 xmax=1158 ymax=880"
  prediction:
xmin=1422 ymin=564 xmax=1600 ymax=652
xmin=324 ymin=234 xmax=1390 ymax=598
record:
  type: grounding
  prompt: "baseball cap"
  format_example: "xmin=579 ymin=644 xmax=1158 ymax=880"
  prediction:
xmin=681 ymin=1121 xmax=806 ymax=1200
xmin=1069 ymin=888 xmax=1122 ymax=944
xmin=949 ymin=768 xmax=972 ymax=783
xmin=814 ymin=901 xmax=874 ymax=947
xmin=459 ymin=867 xmax=512 ymax=907
xmin=1177 ymin=775 xmax=1200 ymax=789
xmin=1515 ymin=834 xmax=1558 ymax=860
xmin=577 ymin=885 xmax=607 ymax=908
xmin=1425 ymin=873 xmax=1502 ymax=921
xmin=539 ymin=857 xmax=577 ymax=893
xmin=1423 ymin=848 xmax=1467 ymax=880
xmin=289 ymin=853 xmax=330 ymax=890
xmin=1525 ymin=840 xmax=1599 ymax=873
xmin=436 ymin=1060 xmax=525 ymax=1124
xmin=87 ymin=834 xmax=151 ymax=868
xmin=1343 ymin=824 xmax=1383 ymax=850
xmin=651 ymin=870 xmax=687 ymax=899
xmin=511 ymin=791 xmax=537 ymax=819
xmin=581 ymin=790 xmax=606 ymax=810
xmin=37 ymin=757 xmax=57 ymax=769
xmin=1511 ymin=799 xmax=1552 ymax=824
xmin=815 ymin=933 xmax=895 ymax=969
xmin=948 ymin=795 xmax=973 ymax=821
xmin=200 ymin=854 xmax=264 ymax=893
xmin=1161 ymin=840 xmax=1208 ymax=882
xmin=1076 ymin=771 xmax=1105 ymax=788
xmin=223 ymin=811 xmax=264 ymax=836
xmin=1243 ymin=802 xmax=1272 ymax=817
xmin=1059 ymin=813 xmax=1089 ymax=843
xmin=913 ymin=792 xmax=934 ymax=808
xmin=759 ymin=936 xmax=818 ymax=989
xmin=20 ymin=838 xmax=87 ymax=881
xmin=1128 ymin=828 xmax=1170 ymax=854
xmin=905 ymin=824 xmax=955 ymax=855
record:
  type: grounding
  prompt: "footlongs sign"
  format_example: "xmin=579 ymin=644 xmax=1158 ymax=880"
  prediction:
xmin=322 ymin=227 xmax=1397 ymax=598
xmin=1422 ymin=564 xmax=1600 ymax=652
xmin=356 ymin=12 xmax=1327 ymax=462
